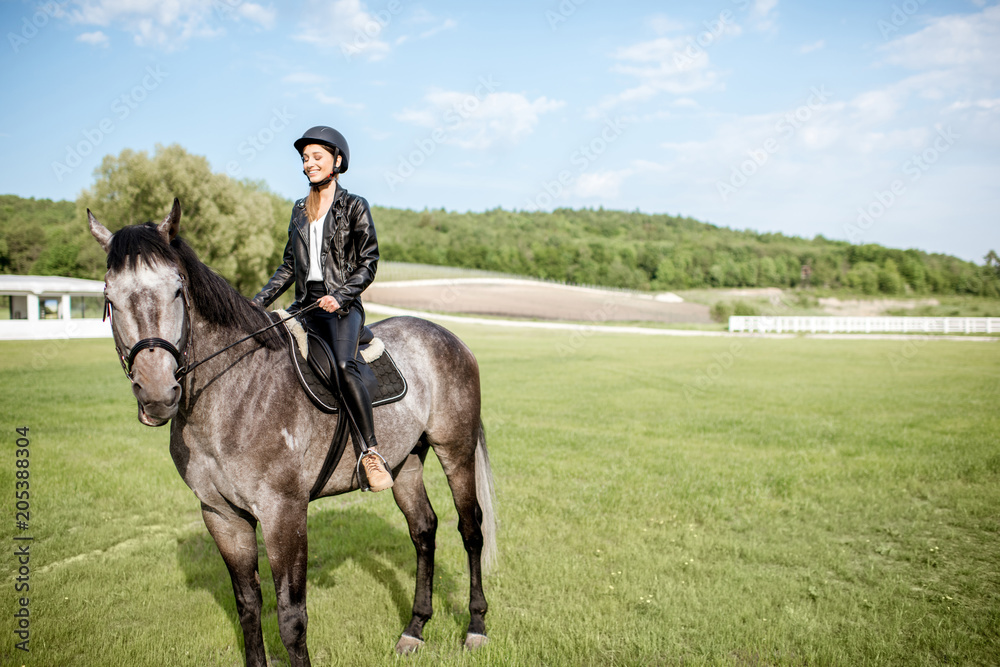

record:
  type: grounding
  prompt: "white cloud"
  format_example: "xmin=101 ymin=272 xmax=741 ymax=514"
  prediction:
xmin=604 ymin=2 xmax=1000 ymax=235
xmin=627 ymin=5 xmax=1000 ymax=247
xmin=419 ymin=18 xmax=457 ymax=39
xmin=236 ymin=3 xmax=276 ymax=30
xmin=575 ymin=169 xmax=633 ymax=198
xmin=653 ymin=3 xmax=1000 ymax=185
xmin=648 ymin=14 xmax=685 ymax=35
xmin=749 ymin=0 xmax=779 ymax=32
xmin=390 ymin=10 xmax=458 ymax=48
xmin=313 ymin=92 xmax=365 ymax=112
xmin=77 ymin=30 xmax=109 ymax=47
xmin=64 ymin=0 xmax=274 ymax=48
xmin=396 ymin=91 xmax=565 ymax=149
xmin=296 ymin=0 xmax=393 ymax=61
xmin=880 ymin=4 xmax=1000 ymax=75
xmin=857 ymin=4 xmax=1000 ymax=145
xmin=587 ymin=33 xmax=726 ymax=118
xmin=945 ymin=98 xmax=1000 ymax=113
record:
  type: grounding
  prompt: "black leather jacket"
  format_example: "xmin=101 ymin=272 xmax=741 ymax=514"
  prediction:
xmin=252 ymin=184 xmax=378 ymax=313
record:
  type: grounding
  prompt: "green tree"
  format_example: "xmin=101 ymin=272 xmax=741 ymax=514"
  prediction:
xmin=847 ymin=262 xmax=880 ymax=295
xmin=985 ymin=250 xmax=1000 ymax=277
xmin=878 ymin=259 xmax=904 ymax=294
xmin=899 ymin=253 xmax=927 ymax=293
xmin=0 ymin=195 xmax=76 ymax=275
xmin=654 ymin=257 xmax=677 ymax=287
xmin=77 ymin=144 xmax=278 ymax=295
xmin=759 ymin=256 xmax=779 ymax=285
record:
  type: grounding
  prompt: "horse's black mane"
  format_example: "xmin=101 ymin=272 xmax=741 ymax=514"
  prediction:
xmin=107 ymin=223 xmax=283 ymax=350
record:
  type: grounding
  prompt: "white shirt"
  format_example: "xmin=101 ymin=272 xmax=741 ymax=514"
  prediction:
xmin=306 ymin=217 xmax=324 ymax=283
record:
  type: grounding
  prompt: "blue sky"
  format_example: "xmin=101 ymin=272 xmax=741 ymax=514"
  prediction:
xmin=2 ymin=0 xmax=998 ymax=262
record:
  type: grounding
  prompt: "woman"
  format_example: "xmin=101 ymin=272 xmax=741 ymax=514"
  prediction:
xmin=253 ymin=125 xmax=392 ymax=492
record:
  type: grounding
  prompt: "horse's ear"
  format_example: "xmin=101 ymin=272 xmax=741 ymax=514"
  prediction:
xmin=158 ymin=198 xmax=181 ymax=243
xmin=88 ymin=209 xmax=113 ymax=253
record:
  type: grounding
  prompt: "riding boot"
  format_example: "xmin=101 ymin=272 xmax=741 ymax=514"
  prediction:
xmin=359 ymin=437 xmax=393 ymax=493
xmin=339 ymin=361 xmax=393 ymax=492
xmin=308 ymin=298 xmax=393 ymax=492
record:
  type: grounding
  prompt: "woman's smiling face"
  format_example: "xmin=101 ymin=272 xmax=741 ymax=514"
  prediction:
xmin=301 ymin=144 xmax=338 ymax=183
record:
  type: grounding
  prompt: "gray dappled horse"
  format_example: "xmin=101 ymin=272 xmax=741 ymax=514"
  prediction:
xmin=88 ymin=200 xmax=496 ymax=666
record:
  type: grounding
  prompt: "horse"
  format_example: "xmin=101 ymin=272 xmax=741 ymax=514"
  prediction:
xmin=87 ymin=199 xmax=496 ymax=666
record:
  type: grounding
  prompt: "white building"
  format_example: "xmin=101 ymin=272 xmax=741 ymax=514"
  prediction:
xmin=0 ymin=275 xmax=111 ymax=340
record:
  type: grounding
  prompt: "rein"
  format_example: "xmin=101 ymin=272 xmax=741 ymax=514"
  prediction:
xmin=176 ymin=302 xmax=320 ymax=378
xmin=106 ymin=284 xmax=319 ymax=381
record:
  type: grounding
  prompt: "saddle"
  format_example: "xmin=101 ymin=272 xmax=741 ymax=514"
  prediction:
xmin=271 ymin=310 xmax=407 ymax=497
xmin=273 ymin=310 xmax=407 ymax=414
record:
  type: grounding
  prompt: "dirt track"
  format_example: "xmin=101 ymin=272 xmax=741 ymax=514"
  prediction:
xmin=363 ymin=279 xmax=712 ymax=324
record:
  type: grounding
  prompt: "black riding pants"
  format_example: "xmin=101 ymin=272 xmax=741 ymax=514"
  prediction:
xmin=302 ymin=282 xmax=377 ymax=448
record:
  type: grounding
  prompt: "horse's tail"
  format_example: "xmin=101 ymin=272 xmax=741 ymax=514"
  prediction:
xmin=475 ymin=418 xmax=499 ymax=573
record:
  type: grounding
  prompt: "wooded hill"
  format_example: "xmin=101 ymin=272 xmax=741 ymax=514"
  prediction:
xmin=2 ymin=145 xmax=998 ymax=298
xmin=375 ymin=206 xmax=999 ymax=297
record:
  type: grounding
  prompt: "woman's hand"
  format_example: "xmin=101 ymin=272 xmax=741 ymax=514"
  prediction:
xmin=317 ymin=295 xmax=341 ymax=313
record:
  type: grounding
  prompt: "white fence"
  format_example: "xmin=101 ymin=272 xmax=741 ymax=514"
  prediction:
xmin=729 ymin=316 xmax=1000 ymax=335
xmin=0 ymin=319 xmax=111 ymax=340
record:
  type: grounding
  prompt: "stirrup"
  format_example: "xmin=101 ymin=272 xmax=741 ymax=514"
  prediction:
xmin=356 ymin=447 xmax=390 ymax=492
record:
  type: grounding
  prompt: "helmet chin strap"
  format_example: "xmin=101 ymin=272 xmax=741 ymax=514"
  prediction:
xmin=307 ymin=170 xmax=336 ymax=188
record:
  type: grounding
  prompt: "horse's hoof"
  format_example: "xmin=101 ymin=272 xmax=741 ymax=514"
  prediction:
xmin=395 ymin=634 xmax=425 ymax=655
xmin=464 ymin=632 xmax=488 ymax=650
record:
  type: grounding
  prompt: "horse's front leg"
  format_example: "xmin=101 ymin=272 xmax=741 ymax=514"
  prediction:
xmin=260 ymin=501 xmax=311 ymax=667
xmin=200 ymin=502 xmax=266 ymax=667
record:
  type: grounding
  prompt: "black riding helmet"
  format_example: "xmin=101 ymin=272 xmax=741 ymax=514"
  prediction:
xmin=294 ymin=125 xmax=350 ymax=176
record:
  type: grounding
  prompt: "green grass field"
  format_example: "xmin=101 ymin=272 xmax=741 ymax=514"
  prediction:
xmin=1 ymin=329 xmax=998 ymax=666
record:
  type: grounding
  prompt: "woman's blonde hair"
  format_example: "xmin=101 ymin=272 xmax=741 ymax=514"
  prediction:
xmin=306 ymin=183 xmax=333 ymax=222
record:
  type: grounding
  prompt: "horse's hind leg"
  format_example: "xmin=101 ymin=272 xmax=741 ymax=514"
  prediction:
xmin=392 ymin=447 xmax=438 ymax=654
xmin=200 ymin=503 xmax=267 ymax=667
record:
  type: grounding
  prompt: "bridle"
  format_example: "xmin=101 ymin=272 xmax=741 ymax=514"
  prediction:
xmin=104 ymin=274 xmax=318 ymax=383
xmin=104 ymin=276 xmax=191 ymax=382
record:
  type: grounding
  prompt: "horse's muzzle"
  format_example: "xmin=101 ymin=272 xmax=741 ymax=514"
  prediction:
xmin=130 ymin=352 xmax=181 ymax=427
xmin=137 ymin=400 xmax=176 ymax=427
